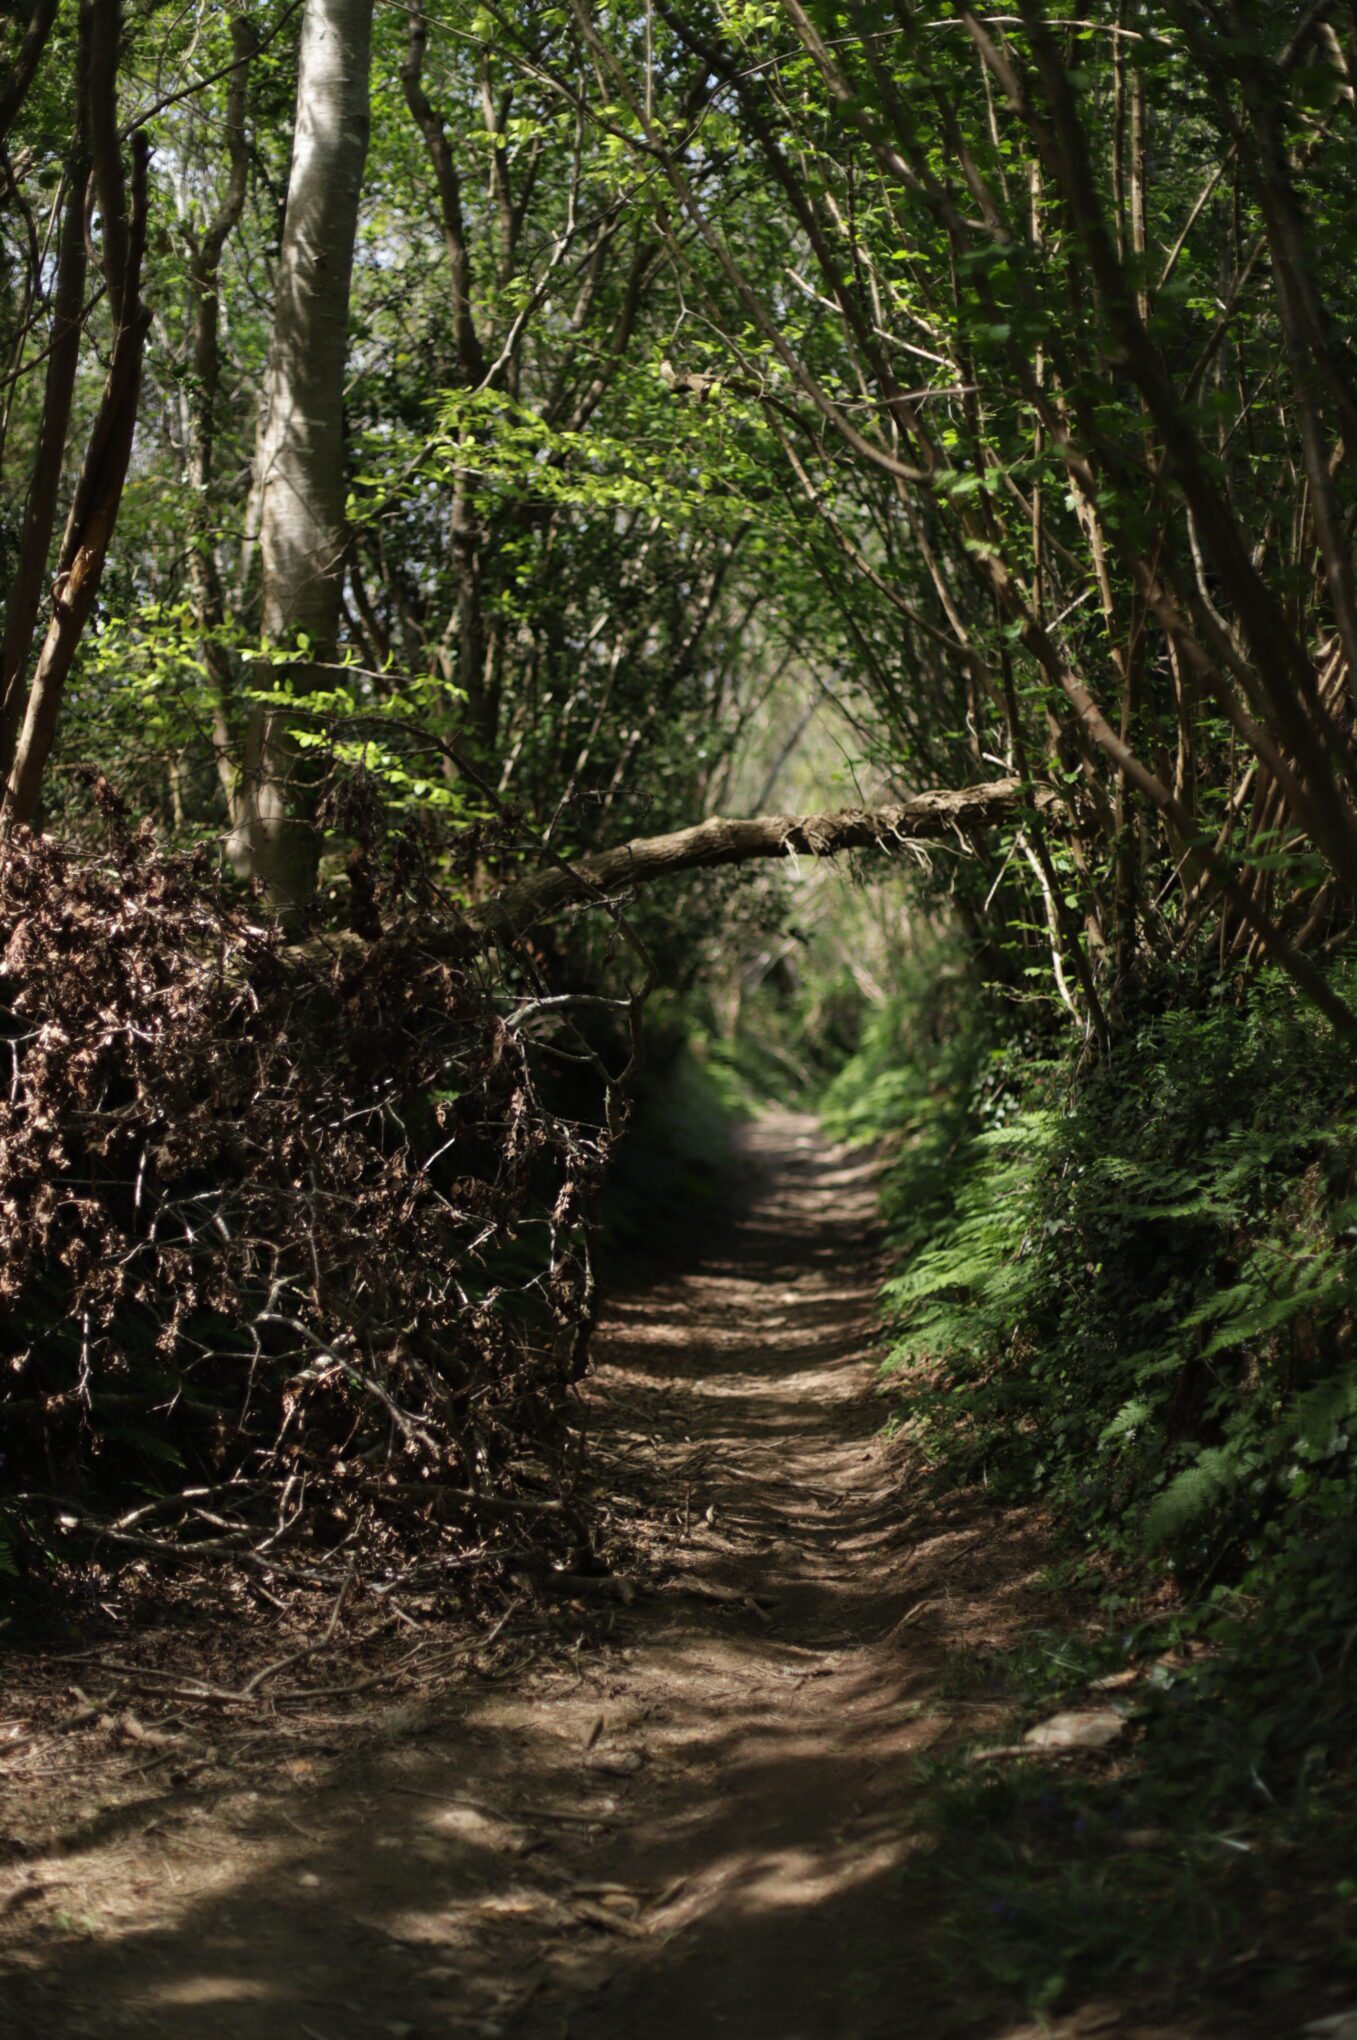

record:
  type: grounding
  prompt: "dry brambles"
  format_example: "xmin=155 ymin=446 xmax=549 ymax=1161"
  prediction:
xmin=0 ymin=826 xmax=618 ymax=1604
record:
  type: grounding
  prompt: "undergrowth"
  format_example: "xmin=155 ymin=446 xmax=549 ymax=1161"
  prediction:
xmin=823 ymin=938 xmax=1357 ymax=2018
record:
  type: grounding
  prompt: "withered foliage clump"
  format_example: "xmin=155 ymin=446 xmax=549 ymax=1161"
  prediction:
xmin=0 ymin=830 xmax=612 ymax=1594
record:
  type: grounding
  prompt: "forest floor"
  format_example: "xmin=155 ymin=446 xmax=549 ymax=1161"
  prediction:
xmin=0 ymin=1114 xmax=1334 ymax=2038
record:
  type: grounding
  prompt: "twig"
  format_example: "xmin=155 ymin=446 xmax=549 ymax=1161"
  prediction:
xmin=516 ymin=1802 xmax=630 ymax=1827
xmin=235 ymin=1565 xmax=355 ymax=1697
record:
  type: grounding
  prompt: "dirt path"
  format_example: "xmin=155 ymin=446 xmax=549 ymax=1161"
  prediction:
xmin=1 ymin=1113 xmax=1061 ymax=2040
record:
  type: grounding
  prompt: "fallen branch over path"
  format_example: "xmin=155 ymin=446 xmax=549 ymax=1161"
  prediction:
xmin=469 ymin=777 xmax=1052 ymax=943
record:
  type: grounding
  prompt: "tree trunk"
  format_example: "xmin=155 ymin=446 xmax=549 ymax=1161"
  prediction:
xmin=2 ymin=0 xmax=151 ymax=832
xmin=400 ymin=12 xmax=493 ymax=751
xmin=0 ymin=153 xmax=88 ymax=778
xmin=231 ymin=0 xmax=373 ymax=923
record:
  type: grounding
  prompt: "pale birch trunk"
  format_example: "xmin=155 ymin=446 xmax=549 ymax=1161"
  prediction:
xmin=230 ymin=0 xmax=373 ymax=921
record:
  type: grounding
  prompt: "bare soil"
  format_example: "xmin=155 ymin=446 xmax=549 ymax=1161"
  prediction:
xmin=0 ymin=1114 xmax=1232 ymax=2038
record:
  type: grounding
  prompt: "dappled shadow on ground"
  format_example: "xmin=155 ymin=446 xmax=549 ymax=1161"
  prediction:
xmin=0 ymin=1115 xmax=1172 ymax=2040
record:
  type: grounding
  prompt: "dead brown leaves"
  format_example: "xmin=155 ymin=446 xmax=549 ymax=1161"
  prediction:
xmin=0 ymin=827 xmax=617 ymax=1600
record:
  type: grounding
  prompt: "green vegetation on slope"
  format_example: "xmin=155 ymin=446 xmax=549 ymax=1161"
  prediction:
xmin=821 ymin=941 xmax=1357 ymax=2015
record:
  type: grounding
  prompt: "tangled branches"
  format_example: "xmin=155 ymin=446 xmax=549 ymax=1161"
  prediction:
xmin=0 ymin=828 xmax=625 ymax=1601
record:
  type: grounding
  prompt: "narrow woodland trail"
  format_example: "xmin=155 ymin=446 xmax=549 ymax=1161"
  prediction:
xmin=4 ymin=1116 xmax=1113 ymax=2040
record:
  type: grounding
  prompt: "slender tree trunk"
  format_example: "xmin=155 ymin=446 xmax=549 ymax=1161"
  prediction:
xmin=231 ymin=0 xmax=373 ymax=921
xmin=401 ymin=12 xmax=494 ymax=750
xmin=183 ymin=16 xmax=255 ymax=827
xmin=0 ymin=157 xmax=88 ymax=778
xmin=2 ymin=0 xmax=151 ymax=831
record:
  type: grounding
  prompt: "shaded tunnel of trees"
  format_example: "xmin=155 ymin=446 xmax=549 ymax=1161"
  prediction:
xmin=5 ymin=0 xmax=1357 ymax=2025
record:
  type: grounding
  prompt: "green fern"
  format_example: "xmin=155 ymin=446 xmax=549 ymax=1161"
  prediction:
xmin=844 ymin=948 xmax=1357 ymax=1619
xmin=1143 ymin=1443 xmax=1261 ymax=1546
